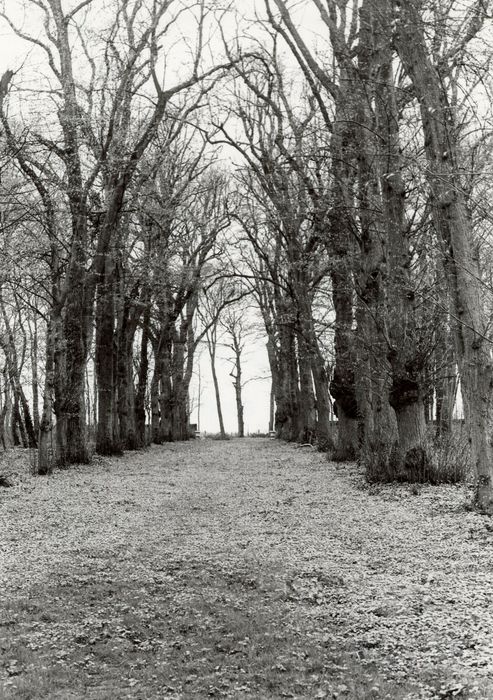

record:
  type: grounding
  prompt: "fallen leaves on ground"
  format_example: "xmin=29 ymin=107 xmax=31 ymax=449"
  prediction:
xmin=1 ymin=439 xmax=493 ymax=699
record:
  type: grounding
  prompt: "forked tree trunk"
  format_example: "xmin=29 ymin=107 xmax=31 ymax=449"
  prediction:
xmin=0 ymin=305 xmax=37 ymax=449
xmin=327 ymin=83 xmax=359 ymax=461
xmin=374 ymin=0 xmax=431 ymax=479
xmin=352 ymin=3 xmax=397 ymax=477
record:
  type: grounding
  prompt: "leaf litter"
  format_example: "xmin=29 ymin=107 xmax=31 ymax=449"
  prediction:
xmin=1 ymin=439 xmax=493 ymax=699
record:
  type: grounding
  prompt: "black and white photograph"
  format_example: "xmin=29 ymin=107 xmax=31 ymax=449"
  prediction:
xmin=1 ymin=1 xmax=493 ymax=697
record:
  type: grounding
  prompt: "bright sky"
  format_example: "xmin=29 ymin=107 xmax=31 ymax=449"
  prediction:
xmin=0 ymin=1 xmax=480 ymax=433
xmin=189 ymin=336 xmax=272 ymax=436
xmin=0 ymin=0 xmax=303 ymax=434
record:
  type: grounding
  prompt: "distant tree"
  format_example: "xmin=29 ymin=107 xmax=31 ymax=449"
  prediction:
xmin=220 ymin=304 xmax=256 ymax=438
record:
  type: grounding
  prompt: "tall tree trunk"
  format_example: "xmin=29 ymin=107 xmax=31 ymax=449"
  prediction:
xmin=395 ymin=1 xmax=493 ymax=512
xmin=12 ymin=395 xmax=25 ymax=447
xmin=53 ymin=312 xmax=68 ymax=465
xmin=310 ymin=354 xmax=332 ymax=448
xmin=0 ymin=375 xmax=8 ymax=450
xmin=297 ymin=335 xmax=317 ymax=442
xmin=116 ymin=284 xmax=143 ymax=451
xmin=95 ymin=255 xmax=120 ymax=455
xmin=170 ymin=325 xmax=187 ymax=441
xmin=117 ymin=339 xmax=136 ymax=450
xmin=234 ymin=377 xmax=244 ymax=438
xmin=375 ymin=1 xmax=431 ymax=479
xmin=135 ymin=298 xmax=151 ymax=447
xmin=269 ymin=381 xmax=275 ymax=433
xmin=38 ymin=316 xmax=56 ymax=474
xmin=230 ymin=342 xmax=245 ymax=438
xmin=329 ymin=265 xmax=359 ymax=460
xmin=62 ymin=292 xmax=90 ymax=464
xmin=29 ymin=315 xmax=40 ymax=434
xmin=0 ymin=295 xmax=37 ymax=448
xmin=352 ymin=1 xmax=397 ymax=477
xmin=171 ymin=305 xmax=197 ymax=441
xmin=300 ymin=309 xmax=333 ymax=448
xmin=150 ymin=341 xmax=163 ymax=444
xmin=435 ymin=317 xmax=458 ymax=438
xmin=326 ymin=77 xmax=360 ymax=461
xmin=160 ymin=340 xmax=173 ymax=442
xmin=274 ymin=302 xmax=301 ymax=441
xmin=209 ymin=338 xmax=226 ymax=438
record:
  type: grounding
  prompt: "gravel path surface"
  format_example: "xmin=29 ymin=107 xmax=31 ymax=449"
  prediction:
xmin=1 ymin=439 xmax=493 ymax=699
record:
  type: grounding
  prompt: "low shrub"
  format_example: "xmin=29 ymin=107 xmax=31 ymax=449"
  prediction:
xmin=364 ymin=429 xmax=470 ymax=485
xmin=429 ymin=430 xmax=470 ymax=484
xmin=208 ymin=432 xmax=231 ymax=441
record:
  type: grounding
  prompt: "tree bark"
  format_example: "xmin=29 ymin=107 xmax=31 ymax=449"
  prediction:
xmin=150 ymin=339 xmax=163 ymax=444
xmin=374 ymin=0 xmax=431 ymax=478
xmin=29 ymin=315 xmax=40 ymax=434
xmin=159 ymin=336 xmax=173 ymax=442
xmin=135 ymin=296 xmax=151 ymax=448
xmin=208 ymin=326 xmax=226 ymax=438
xmin=435 ymin=322 xmax=458 ymax=438
xmin=329 ymin=264 xmax=359 ymax=460
xmin=0 ymin=294 xmax=37 ymax=448
xmin=296 ymin=334 xmax=317 ymax=442
xmin=95 ymin=253 xmax=121 ymax=456
xmin=268 ymin=381 xmax=275 ymax=433
xmin=170 ymin=324 xmax=188 ymax=441
xmin=275 ymin=311 xmax=300 ymax=441
xmin=395 ymin=1 xmax=493 ymax=511
xmin=351 ymin=0 xmax=398 ymax=476
xmin=230 ymin=340 xmax=245 ymax=438
xmin=38 ymin=316 xmax=56 ymax=474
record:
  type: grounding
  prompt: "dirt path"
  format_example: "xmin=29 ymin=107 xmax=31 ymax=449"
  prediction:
xmin=1 ymin=439 xmax=493 ymax=699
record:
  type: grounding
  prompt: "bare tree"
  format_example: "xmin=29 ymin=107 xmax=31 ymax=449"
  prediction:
xmin=0 ymin=0 xmax=251 ymax=463
xmin=220 ymin=304 xmax=257 ymax=438
xmin=394 ymin=0 xmax=493 ymax=510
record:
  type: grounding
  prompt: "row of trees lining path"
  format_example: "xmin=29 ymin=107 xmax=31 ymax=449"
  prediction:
xmin=0 ymin=0 xmax=492 ymax=511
